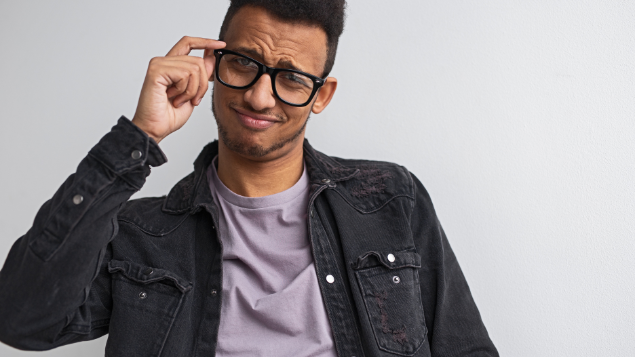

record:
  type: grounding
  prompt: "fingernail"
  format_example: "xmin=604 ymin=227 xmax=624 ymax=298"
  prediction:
xmin=196 ymin=98 xmax=203 ymax=106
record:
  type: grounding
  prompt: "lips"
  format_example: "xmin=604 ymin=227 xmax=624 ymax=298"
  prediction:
xmin=233 ymin=107 xmax=279 ymax=130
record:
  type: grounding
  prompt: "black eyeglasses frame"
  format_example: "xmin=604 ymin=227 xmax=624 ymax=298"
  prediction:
xmin=213 ymin=49 xmax=326 ymax=107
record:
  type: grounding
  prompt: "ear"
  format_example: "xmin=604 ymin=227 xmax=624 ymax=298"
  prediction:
xmin=311 ymin=77 xmax=337 ymax=114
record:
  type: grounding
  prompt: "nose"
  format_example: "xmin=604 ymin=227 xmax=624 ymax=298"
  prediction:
xmin=243 ymin=74 xmax=276 ymax=111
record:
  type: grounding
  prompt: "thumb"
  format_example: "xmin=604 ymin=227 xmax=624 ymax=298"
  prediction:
xmin=204 ymin=49 xmax=216 ymax=81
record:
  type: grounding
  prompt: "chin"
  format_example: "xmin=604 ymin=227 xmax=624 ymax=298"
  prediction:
xmin=219 ymin=128 xmax=282 ymax=158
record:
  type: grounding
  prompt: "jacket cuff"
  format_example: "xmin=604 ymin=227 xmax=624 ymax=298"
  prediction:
xmin=88 ymin=116 xmax=167 ymax=174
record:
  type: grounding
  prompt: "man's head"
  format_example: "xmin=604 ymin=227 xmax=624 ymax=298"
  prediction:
xmin=211 ymin=1 xmax=346 ymax=162
xmin=219 ymin=0 xmax=346 ymax=78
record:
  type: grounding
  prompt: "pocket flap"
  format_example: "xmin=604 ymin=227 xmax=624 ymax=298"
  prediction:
xmin=352 ymin=249 xmax=421 ymax=270
xmin=108 ymin=260 xmax=192 ymax=293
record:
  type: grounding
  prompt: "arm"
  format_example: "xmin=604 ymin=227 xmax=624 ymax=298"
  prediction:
xmin=0 ymin=36 xmax=225 ymax=351
xmin=410 ymin=174 xmax=499 ymax=356
xmin=0 ymin=118 xmax=166 ymax=350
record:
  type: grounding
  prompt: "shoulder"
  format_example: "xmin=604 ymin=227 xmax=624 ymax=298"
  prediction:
xmin=310 ymin=148 xmax=418 ymax=214
xmin=329 ymin=155 xmax=415 ymax=195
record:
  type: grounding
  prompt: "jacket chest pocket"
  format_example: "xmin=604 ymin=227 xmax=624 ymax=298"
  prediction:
xmin=106 ymin=260 xmax=192 ymax=357
xmin=353 ymin=250 xmax=427 ymax=356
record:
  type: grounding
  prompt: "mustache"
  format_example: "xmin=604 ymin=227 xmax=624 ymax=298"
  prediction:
xmin=227 ymin=102 xmax=287 ymax=122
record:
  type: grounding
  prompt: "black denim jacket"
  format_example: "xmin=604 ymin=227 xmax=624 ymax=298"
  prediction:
xmin=0 ymin=117 xmax=498 ymax=357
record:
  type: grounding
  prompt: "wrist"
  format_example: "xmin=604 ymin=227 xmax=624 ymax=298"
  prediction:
xmin=131 ymin=117 xmax=164 ymax=144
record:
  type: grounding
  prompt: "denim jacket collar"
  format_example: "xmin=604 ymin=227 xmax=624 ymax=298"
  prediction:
xmin=162 ymin=139 xmax=360 ymax=214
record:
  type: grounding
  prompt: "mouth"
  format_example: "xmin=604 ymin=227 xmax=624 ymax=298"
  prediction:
xmin=232 ymin=106 xmax=280 ymax=130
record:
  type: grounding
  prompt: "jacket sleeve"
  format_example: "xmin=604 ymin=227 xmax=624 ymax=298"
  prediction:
xmin=409 ymin=173 xmax=499 ymax=356
xmin=0 ymin=117 xmax=167 ymax=351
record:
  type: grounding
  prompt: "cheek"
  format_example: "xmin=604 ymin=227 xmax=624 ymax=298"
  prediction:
xmin=215 ymin=80 xmax=243 ymax=99
xmin=284 ymin=108 xmax=311 ymax=127
xmin=214 ymin=85 xmax=231 ymax=106
xmin=213 ymin=86 xmax=239 ymax=119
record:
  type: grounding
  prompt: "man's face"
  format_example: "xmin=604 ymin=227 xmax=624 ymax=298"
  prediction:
xmin=212 ymin=6 xmax=335 ymax=161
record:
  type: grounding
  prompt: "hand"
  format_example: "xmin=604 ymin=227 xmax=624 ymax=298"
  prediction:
xmin=131 ymin=36 xmax=226 ymax=143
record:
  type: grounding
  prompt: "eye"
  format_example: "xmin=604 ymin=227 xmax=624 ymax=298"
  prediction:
xmin=281 ymin=72 xmax=311 ymax=88
xmin=227 ymin=56 xmax=258 ymax=71
xmin=236 ymin=58 xmax=253 ymax=67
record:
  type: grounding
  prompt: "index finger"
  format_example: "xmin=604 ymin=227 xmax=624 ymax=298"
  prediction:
xmin=166 ymin=36 xmax=226 ymax=57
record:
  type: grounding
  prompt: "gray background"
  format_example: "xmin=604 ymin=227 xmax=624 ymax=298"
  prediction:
xmin=1 ymin=0 xmax=634 ymax=356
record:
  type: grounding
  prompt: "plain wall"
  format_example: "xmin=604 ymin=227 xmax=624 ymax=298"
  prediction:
xmin=1 ymin=1 xmax=633 ymax=356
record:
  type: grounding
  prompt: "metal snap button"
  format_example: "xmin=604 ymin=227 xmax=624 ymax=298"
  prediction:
xmin=72 ymin=195 xmax=84 ymax=205
xmin=210 ymin=289 xmax=217 ymax=296
xmin=131 ymin=150 xmax=143 ymax=160
xmin=139 ymin=292 xmax=147 ymax=299
xmin=387 ymin=253 xmax=395 ymax=263
xmin=392 ymin=276 xmax=401 ymax=284
xmin=326 ymin=275 xmax=335 ymax=284
xmin=321 ymin=178 xmax=331 ymax=184
xmin=143 ymin=267 xmax=153 ymax=275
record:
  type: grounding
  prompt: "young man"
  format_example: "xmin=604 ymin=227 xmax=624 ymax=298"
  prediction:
xmin=0 ymin=1 xmax=498 ymax=356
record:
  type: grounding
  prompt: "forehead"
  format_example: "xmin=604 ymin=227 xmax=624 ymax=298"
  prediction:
xmin=223 ymin=6 xmax=328 ymax=75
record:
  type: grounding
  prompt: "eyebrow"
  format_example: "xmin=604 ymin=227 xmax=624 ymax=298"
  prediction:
xmin=231 ymin=46 xmax=305 ymax=72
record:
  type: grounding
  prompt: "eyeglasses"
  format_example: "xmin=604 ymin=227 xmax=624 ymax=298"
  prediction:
xmin=214 ymin=49 xmax=326 ymax=107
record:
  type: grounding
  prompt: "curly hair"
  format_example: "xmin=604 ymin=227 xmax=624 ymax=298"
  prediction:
xmin=219 ymin=0 xmax=347 ymax=77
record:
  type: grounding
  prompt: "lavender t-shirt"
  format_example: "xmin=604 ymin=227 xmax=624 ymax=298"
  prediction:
xmin=207 ymin=158 xmax=337 ymax=357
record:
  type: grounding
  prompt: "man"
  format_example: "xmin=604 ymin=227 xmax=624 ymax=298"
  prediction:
xmin=0 ymin=0 xmax=498 ymax=356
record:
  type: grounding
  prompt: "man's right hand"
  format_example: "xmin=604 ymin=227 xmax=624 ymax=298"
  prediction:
xmin=131 ymin=36 xmax=226 ymax=144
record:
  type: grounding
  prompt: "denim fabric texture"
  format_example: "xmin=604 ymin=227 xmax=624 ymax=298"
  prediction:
xmin=0 ymin=117 xmax=499 ymax=357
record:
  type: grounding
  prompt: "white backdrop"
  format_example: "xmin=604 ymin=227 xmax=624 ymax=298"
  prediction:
xmin=1 ymin=1 xmax=634 ymax=356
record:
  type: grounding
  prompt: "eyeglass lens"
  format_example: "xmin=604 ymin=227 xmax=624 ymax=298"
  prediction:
xmin=217 ymin=53 xmax=315 ymax=105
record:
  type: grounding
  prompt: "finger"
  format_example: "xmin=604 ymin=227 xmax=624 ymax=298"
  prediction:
xmin=192 ymin=59 xmax=209 ymax=105
xmin=203 ymin=48 xmax=216 ymax=81
xmin=172 ymin=67 xmax=200 ymax=108
xmin=164 ymin=68 xmax=191 ymax=99
xmin=162 ymin=57 xmax=209 ymax=105
xmin=162 ymin=55 xmax=212 ymax=79
xmin=161 ymin=55 xmax=209 ymax=72
xmin=166 ymin=36 xmax=226 ymax=57
xmin=152 ymin=63 xmax=191 ymax=98
xmin=157 ymin=56 xmax=209 ymax=105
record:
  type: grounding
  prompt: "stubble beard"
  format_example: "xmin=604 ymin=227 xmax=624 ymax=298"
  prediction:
xmin=211 ymin=87 xmax=310 ymax=158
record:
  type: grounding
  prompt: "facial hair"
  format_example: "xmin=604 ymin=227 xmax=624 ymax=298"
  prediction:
xmin=211 ymin=87 xmax=310 ymax=158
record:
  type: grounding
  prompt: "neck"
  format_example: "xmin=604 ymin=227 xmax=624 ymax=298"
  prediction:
xmin=216 ymin=139 xmax=305 ymax=198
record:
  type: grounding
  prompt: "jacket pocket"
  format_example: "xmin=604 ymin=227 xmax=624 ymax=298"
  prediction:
xmin=353 ymin=250 xmax=426 ymax=356
xmin=106 ymin=260 xmax=192 ymax=357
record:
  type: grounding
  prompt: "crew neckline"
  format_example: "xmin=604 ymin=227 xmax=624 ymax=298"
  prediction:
xmin=207 ymin=156 xmax=309 ymax=209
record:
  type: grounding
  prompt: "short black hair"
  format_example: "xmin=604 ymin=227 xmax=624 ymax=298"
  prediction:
xmin=218 ymin=0 xmax=346 ymax=77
